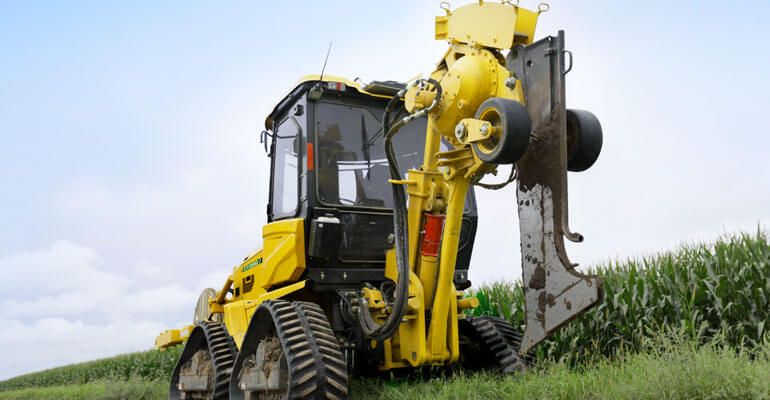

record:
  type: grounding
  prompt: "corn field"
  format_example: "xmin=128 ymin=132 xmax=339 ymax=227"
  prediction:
xmin=469 ymin=229 xmax=770 ymax=365
xmin=0 ymin=346 xmax=182 ymax=392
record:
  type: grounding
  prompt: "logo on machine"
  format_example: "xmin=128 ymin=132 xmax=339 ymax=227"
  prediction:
xmin=242 ymin=257 xmax=263 ymax=272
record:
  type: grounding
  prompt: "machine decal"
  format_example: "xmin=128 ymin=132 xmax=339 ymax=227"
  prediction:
xmin=241 ymin=257 xmax=262 ymax=273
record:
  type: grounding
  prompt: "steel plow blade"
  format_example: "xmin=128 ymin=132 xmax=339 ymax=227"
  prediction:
xmin=508 ymin=31 xmax=605 ymax=355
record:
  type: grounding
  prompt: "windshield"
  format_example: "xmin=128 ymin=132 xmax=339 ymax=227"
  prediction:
xmin=315 ymin=101 xmax=431 ymax=208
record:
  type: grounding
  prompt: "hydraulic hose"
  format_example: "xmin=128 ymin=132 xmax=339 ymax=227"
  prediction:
xmin=357 ymin=79 xmax=441 ymax=341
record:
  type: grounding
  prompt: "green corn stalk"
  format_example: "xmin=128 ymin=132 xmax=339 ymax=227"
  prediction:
xmin=468 ymin=229 xmax=770 ymax=366
xmin=0 ymin=346 xmax=183 ymax=392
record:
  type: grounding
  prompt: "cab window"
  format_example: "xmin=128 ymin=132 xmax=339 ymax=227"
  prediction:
xmin=271 ymin=117 xmax=300 ymax=219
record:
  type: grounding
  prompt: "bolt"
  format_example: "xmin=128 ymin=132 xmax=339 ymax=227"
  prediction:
xmin=360 ymin=289 xmax=367 ymax=297
xmin=342 ymin=272 xmax=347 ymax=280
xmin=479 ymin=125 xmax=489 ymax=136
xmin=455 ymin=123 xmax=467 ymax=140
xmin=387 ymin=233 xmax=395 ymax=244
xmin=504 ymin=77 xmax=517 ymax=90
xmin=319 ymin=271 xmax=325 ymax=280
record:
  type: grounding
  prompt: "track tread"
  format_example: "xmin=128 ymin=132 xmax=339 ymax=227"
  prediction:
xmin=170 ymin=320 xmax=237 ymax=400
xmin=291 ymin=301 xmax=349 ymax=400
xmin=462 ymin=316 xmax=530 ymax=375
xmin=232 ymin=299 xmax=348 ymax=399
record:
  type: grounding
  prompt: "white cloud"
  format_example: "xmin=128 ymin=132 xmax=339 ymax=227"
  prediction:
xmin=52 ymin=145 xmax=267 ymax=290
xmin=0 ymin=241 xmax=229 ymax=379
xmin=0 ymin=240 xmax=128 ymax=297
xmin=0 ymin=317 xmax=167 ymax=380
xmin=134 ymin=259 xmax=173 ymax=282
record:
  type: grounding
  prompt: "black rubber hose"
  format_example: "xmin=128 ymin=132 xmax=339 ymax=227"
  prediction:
xmin=357 ymin=94 xmax=410 ymax=340
xmin=357 ymin=79 xmax=441 ymax=341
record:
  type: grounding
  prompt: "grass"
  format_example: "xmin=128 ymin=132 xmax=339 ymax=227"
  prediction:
xmin=2 ymin=333 xmax=769 ymax=400
xmin=1 ymin=230 xmax=769 ymax=399
xmin=0 ymin=378 xmax=166 ymax=400
xmin=350 ymin=333 xmax=770 ymax=400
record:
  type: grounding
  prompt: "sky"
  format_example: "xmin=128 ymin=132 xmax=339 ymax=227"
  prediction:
xmin=1 ymin=0 xmax=769 ymax=380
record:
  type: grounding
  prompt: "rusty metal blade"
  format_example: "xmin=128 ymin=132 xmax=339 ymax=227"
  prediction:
xmin=507 ymin=31 xmax=605 ymax=355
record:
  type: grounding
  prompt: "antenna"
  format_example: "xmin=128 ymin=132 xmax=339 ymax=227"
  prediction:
xmin=310 ymin=42 xmax=333 ymax=101
xmin=319 ymin=42 xmax=332 ymax=81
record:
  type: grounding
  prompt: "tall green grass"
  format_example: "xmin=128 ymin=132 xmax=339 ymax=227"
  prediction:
xmin=0 ymin=346 xmax=182 ymax=392
xmin=0 ymin=378 xmax=167 ymax=400
xmin=352 ymin=331 xmax=770 ymax=400
xmin=469 ymin=229 xmax=770 ymax=364
xmin=3 ymin=332 xmax=770 ymax=400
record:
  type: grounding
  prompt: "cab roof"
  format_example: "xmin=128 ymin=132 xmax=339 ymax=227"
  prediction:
xmin=264 ymin=75 xmax=404 ymax=130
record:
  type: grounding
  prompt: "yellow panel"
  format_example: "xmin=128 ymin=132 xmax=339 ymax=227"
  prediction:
xmin=396 ymin=272 xmax=428 ymax=367
xmin=514 ymin=7 xmax=542 ymax=45
xmin=244 ymin=280 xmax=307 ymax=317
xmin=232 ymin=248 xmax=267 ymax=302
xmin=384 ymin=248 xmax=397 ymax=282
xmin=224 ymin=300 xmax=250 ymax=347
xmin=435 ymin=3 xmax=517 ymax=49
xmin=257 ymin=219 xmax=306 ymax=290
xmin=224 ymin=280 xmax=307 ymax=349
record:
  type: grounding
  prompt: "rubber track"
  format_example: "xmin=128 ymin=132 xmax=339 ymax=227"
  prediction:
xmin=171 ymin=320 xmax=237 ymax=400
xmin=265 ymin=300 xmax=349 ymax=399
xmin=486 ymin=317 xmax=536 ymax=365
xmin=466 ymin=316 xmax=528 ymax=375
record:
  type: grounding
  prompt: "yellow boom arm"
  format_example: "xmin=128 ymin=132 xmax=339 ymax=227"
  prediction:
xmin=362 ymin=0 xmax=604 ymax=368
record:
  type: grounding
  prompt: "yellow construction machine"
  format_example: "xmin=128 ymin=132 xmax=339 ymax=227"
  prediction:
xmin=156 ymin=2 xmax=605 ymax=398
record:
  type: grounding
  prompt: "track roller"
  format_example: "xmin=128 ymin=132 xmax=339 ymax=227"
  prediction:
xmin=230 ymin=299 xmax=348 ymax=400
xmin=170 ymin=321 xmax=237 ymax=400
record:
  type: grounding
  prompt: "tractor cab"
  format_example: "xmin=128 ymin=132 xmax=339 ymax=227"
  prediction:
xmin=263 ymin=76 xmax=478 ymax=291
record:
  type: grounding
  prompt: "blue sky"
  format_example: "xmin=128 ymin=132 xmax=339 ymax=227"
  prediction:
xmin=1 ymin=0 xmax=769 ymax=380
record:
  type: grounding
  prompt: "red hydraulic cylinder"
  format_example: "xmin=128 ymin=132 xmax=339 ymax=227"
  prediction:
xmin=420 ymin=213 xmax=445 ymax=257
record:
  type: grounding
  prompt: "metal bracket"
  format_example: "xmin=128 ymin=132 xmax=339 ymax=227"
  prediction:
xmin=563 ymin=50 xmax=573 ymax=74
